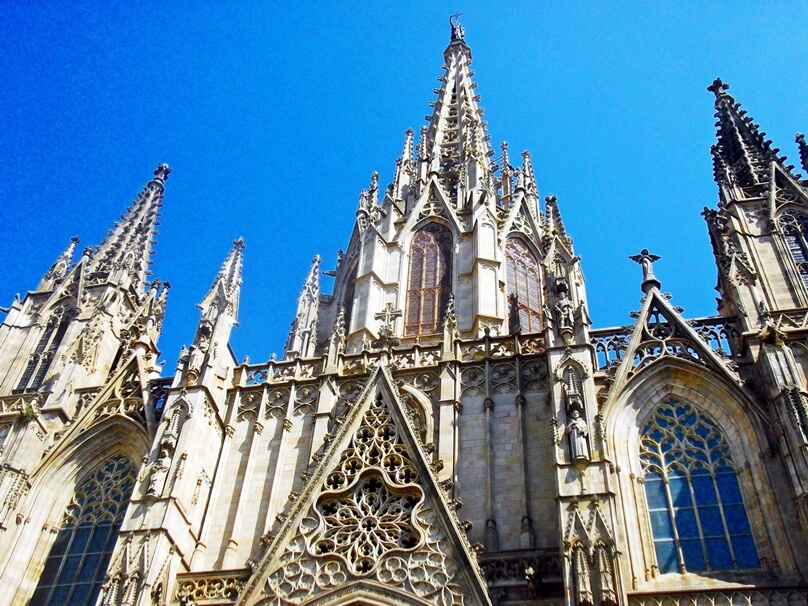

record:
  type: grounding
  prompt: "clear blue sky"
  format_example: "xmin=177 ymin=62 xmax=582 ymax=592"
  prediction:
xmin=1 ymin=3 xmax=807 ymax=365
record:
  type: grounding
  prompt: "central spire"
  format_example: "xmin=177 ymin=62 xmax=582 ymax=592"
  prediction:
xmin=419 ymin=16 xmax=493 ymax=200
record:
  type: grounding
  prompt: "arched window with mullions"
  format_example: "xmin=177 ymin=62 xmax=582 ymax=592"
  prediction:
xmin=640 ymin=400 xmax=759 ymax=574
xmin=30 ymin=455 xmax=136 ymax=606
xmin=405 ymin=223 xmax=453 ymax=336
xmin=14 ymin=303 xmax=75 ymax=394
xmin=779 ymin=209 xmax=808 ymax=289
xmin=505 ymin=238 xmax=543 ymax=333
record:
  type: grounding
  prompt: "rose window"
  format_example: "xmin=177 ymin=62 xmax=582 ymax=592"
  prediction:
xmin=316 ymin=473 xmax=422 ymax=575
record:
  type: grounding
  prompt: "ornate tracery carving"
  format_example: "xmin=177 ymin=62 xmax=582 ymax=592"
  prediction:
xmin=640 ymin=400 xmax=759 ymax=573
xmin=406 ymin=223 xmax=453 ymax=336
xmin=31 ymin=454 xmax=136 ymax=605
xmin=263 ymin=391 xmax=475 ymax=605
xmin=505 ymin=238 xmax=543 ymax=333
xmin=779 ymin=209 xmax=808 ymax=289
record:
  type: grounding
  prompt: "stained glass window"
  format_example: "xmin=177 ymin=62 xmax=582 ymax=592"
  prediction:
xmin=779 ymin=210 xmax=808 ymax=289
xmin=405 ymin=224 xmax=453 ymax=336
xmin=640 ymin=400 xmax=758 ymax=574
xmin=30 ymin=455 xmax=136 ymax=606
xmin=505 ymin=238 xmax=543 ymax=333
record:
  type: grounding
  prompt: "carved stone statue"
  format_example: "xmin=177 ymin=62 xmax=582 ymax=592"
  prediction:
xmin=556 ymin=295 xmax=575 ymax=331
xmin=568 ymin=410 xmax=590 ymax=461
xmin=147 ymin=448 xmax=171 ymax=496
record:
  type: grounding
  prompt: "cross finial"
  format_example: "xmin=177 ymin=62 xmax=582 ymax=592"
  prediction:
xmin=374 ymin=302 xmax=402 ymax=328
xmin=707 ymin=78 xmax=730 ymax=99
xmin=372 ymin=303 xmax=403 ymax=351
xmin=629 ymin=248 xmax=661 ymax=293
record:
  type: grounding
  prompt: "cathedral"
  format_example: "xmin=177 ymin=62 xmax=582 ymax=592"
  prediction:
xmin=3 ymin=17 xmax=808 ymax=606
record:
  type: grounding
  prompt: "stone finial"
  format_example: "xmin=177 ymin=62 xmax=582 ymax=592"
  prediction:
xmin=796 ymin=133 xmax=808 ymax=175
xmin=153 ymin=163 xmax=172 ymax=182
xmin=629 ymin=249 xmax=661 ymax=293
xmin=449 ymin=13 xmax=465 ymax=41
xmin=707 ymin=78 xmax=730 ymax=99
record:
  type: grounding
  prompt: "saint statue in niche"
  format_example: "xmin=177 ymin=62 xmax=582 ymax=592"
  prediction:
xmin=147 ymin=448 xmax=171 ymax=496
xmin=568 ymin=409 xmax=590 ymax=461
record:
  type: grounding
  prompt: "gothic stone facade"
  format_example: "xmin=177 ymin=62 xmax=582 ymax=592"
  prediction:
xmin=2 ymin=21 xmax=808 ymax=606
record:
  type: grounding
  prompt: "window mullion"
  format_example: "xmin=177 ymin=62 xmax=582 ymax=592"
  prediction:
xmin=712 ymin=471 xmax=739 ymax=569
xmin=685 ymin=471 xmax=711 ymax=571
xmin=660 ymin=462 xmax=686 ymax=574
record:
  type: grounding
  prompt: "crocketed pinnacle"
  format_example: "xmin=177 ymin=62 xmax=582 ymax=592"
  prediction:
xmin=420 ymin=17 xmax=494 ymax=188
xmin=391 ymin=129 xmax=415 ymax=200
xmin=708 ymin=79 xmax=795 ymax=188
xmin=544 ymin=195 xmax=568 ymax=241
xmin=87 ymin=164 xmax=171 ymax=293
xmin=284 ymin=255 xmax=322 ymax=359
xmin=797 ymin=133 xmax=808 ymax=175
xmin=203 ymin=237 xmax=245 ymax=320
xmin=37 ymin=235 xmax=80 ymax=291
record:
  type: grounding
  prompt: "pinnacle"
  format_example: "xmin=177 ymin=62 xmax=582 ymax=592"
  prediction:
xmin=201 ymin=237 xmax=245 ymax=320
xmin=707 ymin=77 xmax=731 ymax=101
xmin=797 ymin=133 xmax=808 ymax=175
xmin=708 ymin=79 xmax=796 ymax=189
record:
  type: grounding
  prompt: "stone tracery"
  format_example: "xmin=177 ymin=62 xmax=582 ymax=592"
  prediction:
xmin=261 ymin=388 xmax=478 ymax=606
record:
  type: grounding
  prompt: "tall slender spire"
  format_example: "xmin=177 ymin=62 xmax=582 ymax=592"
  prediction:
xmin=202 ymin=237 xmax=245 ymax=321
xmin=708 ymin=79 xmax=795 ymax=189
xmin=37 ymin=235 xmax=79 ymax=291
xmin=284 ymin=255 xmax=322 ymax=359
xmin=87 ymin=163 xmax=170 ymax=293
xmin=419 ymin=16 xmax=493 ymax=201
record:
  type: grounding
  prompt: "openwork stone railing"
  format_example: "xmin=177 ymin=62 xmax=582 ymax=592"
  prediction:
xmin=0 ymin=393 xmax=43 ymax=416
xmin=590 ymin=316 xmax=738 ymax=371
xmin=770 ymin=307 xmax=808 ymax=331
xmin=174 ymin=569 xmax=250 ymax=603
xmin=234 ymin=333 xmax=547 ymax=388
xmin=628 ymin=588 xmax=808 ymax=606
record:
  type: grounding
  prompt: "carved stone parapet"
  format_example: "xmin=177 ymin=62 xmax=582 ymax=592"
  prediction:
xmin=174 ymin=569 xmax=250 ymax=603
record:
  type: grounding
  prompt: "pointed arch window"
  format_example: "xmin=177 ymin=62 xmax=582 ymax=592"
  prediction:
xmin=15 ymin=304 xmax=74 ymax=394
xmin=779 ymin=210 xmax=808 ymax=289
xmin=30 ymin=455 xmax=136 ymax=605
xmin=640 ymin=400 xmax=759 ymax=574
xmin=405 ymin=224 xmax=453 ymax=336
xmin=505 ymin=238 xmax=543 ymax=333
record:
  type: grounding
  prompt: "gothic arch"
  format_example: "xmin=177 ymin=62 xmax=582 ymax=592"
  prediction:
xmin=255 ymin=580 xmax=436 ymax=606
xmin=401 ymin=221 xmax=455 ymax=337
xmin=398 ymin=383 xmax=435 ymax=446
xmin=503 ymin=237 xmax=543 ymax=334
xmin=603 ymin=360 xmax=797 ymax=590
xmin=14 ymin=298 xmax=78 ymax=393
xmin=5 ymin=416 xmax=148 ymax=605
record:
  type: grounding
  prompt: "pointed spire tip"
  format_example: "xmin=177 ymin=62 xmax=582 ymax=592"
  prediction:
xmin=707 ymin=78 xmax=730 ymax=99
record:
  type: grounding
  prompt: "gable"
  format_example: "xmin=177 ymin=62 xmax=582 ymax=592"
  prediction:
xmin=238 ymin=364 xmax=490 ymax=606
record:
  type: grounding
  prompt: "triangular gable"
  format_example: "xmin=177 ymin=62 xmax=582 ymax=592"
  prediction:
xmin=499 ymin=193 xmax=542 ymax=250
xmin=238 ymin=363 xmax=491 ymax=606
xmin=36 ymin=355 xmax=152 ymax=475
xmin=605 ymin=289 xmax=742 ymax=397
xmin=400 ymin=176 xmax=464 ymax=237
